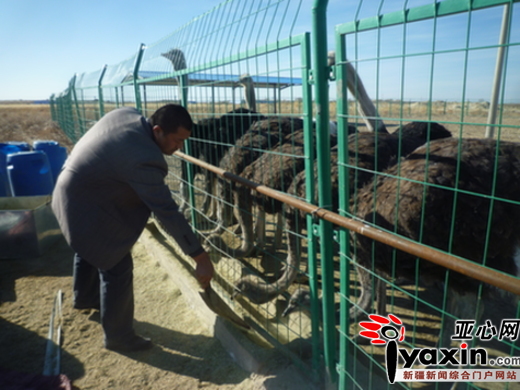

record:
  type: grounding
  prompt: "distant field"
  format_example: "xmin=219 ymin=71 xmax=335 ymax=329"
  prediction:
xmin=1 ymin=101 xmax=517 ymax=147
xmin=145 ymin=100 xmax=520 ymax=142
xmin=0 ymin=103 xmax=74 ymax=150
xmin=193 ymin=100 xmax=519 ymax=141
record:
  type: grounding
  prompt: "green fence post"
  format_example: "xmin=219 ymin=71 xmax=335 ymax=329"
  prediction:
xmin=70 ymin=74 xmax=84 ymax=137
xmin=49 ymin=94 xmax=56 ymax=122
xmin=133 ymin=43 xmax=146 ymax=113
xmin=312 ymin=0 xmax=337 ymax=385
xmin=179 ymin=69 xmax=188 ymax=108
xmin=178 ymin=54 xmax=198 ymax=230
xmin=55 ymin=94 xmax=62 ymax=133
xmin=98 ymin=65 xmax=107 ymax=118
xmin=300 ymin=32 xmax=322 ymax=379
xmin=115 ymin=87 xmax=120 ymax=108
xmin=79 ymin=87 xmax=86 ymax=128
xmin=63 ymin=91 xmax=70 ymax=140
xmin=62 ymin=88 xmax=75 ymax=142
xmin=335 ymin=32 xmax=352 ymax=390
xmin=57 ymin=93 xmax=65 ymax=139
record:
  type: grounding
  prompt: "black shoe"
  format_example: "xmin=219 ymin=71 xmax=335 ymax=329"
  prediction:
xmin=105 ymin=335 xmax=153 ymax=352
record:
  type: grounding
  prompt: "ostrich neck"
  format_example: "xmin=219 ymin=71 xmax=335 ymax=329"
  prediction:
xmin=237 ymin=214 xmax=301 ymax=303
xmin=258 ymin=246 xmax=299 ymax=296
xmin=243 ymin=82 xmax=256 ymax=112
xmin=344 ymin=61 xmax=387 ymax=133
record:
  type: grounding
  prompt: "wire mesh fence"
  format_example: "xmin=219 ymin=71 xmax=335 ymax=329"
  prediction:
xmin=332 ymin=1 xmax=520 ymax=389
xmin=50 ymin=0 xmax=520 ymax=388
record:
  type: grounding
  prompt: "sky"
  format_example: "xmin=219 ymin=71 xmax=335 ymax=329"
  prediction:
xmin=0 ymin=0 xmax=218 ymax=100
xmin=1 ymin=0 xmax=518 ymax=102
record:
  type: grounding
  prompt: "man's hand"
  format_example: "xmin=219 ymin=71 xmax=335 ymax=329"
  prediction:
xmin=191 ymin=251 xmax=214 ymax=289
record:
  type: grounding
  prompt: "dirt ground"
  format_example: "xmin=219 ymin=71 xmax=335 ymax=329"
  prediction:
xmin=0 ymin=234 xmax=276 ymax=389
xmin=0 ymin=103 xmax=314 ymax=390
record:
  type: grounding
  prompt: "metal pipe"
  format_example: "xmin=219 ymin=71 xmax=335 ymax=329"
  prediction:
xmin=132 ymin=43 xmax=146 ymax=113
xmin=175 ymin=150 xmax=520 ymax=297
xmin=485 ymin=3 xmax=511 ymax=138
xmin=43 ymin=290 xmax=63 ymax=376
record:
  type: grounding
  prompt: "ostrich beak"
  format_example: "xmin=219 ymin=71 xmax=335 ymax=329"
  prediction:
xmin=231 ymin=287 xmax=242 ymax=300
xmin=282 ymin=304 xmax=295 ymax=317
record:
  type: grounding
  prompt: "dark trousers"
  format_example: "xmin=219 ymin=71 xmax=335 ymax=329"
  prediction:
xmin=73 ymin=253 xmax=135 ymax=343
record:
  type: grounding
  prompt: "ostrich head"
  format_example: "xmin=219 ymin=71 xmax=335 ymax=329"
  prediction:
xmin=161 ymin=48 xmax=188 ymax=104
xmin=161 ymin=48 xmax=187 ymax=71
xmin=238 ymin=73 xmax=257 ymax=112
xmin=282 ymin=287 xmax=311 ymax=317
xmin=327 ymin=50 xmax=336 ymax=67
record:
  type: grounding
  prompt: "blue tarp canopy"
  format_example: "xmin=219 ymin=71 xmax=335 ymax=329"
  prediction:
xmin=122 ymin=71 xmax=302 ymax=90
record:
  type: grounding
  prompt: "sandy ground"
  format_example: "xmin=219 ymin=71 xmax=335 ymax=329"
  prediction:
xmin=0 ymin=234 xmax=275 ymax=390
xmin=0 ymin=104 xmax=314 ymax=390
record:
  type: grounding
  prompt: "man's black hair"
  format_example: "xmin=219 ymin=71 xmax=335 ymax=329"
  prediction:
xmin=150 ymin=104 xmax=193 ymax=134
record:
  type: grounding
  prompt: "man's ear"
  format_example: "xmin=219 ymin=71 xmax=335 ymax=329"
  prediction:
xmin=152 ymin=125 xmax=162 ymax=138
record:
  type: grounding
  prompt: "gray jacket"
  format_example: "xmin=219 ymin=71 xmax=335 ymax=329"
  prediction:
xmin=52 ymin=107 xmax=203 ymax=270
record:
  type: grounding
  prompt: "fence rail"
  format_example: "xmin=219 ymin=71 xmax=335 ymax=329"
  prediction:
xmin=51 ymin=0 xmax=520 ymax=388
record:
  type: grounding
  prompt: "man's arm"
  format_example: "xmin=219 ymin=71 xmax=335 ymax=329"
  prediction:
xmin=127 ymin=159 xmax=213 ymax=285
xmin=191 ymin=251 xmax=214 ymax=289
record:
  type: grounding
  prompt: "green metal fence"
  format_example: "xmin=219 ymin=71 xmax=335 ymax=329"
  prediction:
xmin=333 ymin=1 xmax=520 ymax=389
xmin=51 ymin=0 xmax=520 ymax=388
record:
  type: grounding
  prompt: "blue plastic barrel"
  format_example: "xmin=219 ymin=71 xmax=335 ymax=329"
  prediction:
xmin=0 ymin=171 xmax=8 ymax=196
xmin=0 ymin=143 xmax=22 ymax=196
xmin=0 ymin=167 xmax=11 ymax=196
xmin=33 ymin=140 xmax=67 ymax=184
xmin=7 ymin=141 xmax=31 ymax=151
xmin=7 ymin=151 xmax=54 ymax=196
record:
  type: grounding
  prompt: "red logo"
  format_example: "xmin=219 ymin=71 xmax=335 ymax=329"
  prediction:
xmin=359 ymin=314 xmax=405 ymax=344
xmin=359 ymin=313 xmax=406 ymax=384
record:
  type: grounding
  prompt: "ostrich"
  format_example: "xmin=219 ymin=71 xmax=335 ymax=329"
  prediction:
xmin=208 ymin=53 xmax=389 ymax=259
xmin=237 ymin=128 xmax=343 ymax=251
xmin=238 ymin=73 xmax=257 ymax=112
xmin=328 ymin=51 xmax=387 ymax=133
xmin=286 ymin=121 xmax=452 ymax=223
xmin=175 ymin=108 xmax=264 ymax=218
xmin=233 ymin=122 xmax=452 ymax=305
xmin=214 ymin=126 xmax=344 ymax=259
xmin=282 ymin=286 xmax=313 ymax=317
xmin=190 ymin=108 xmax=265 ymax=215
xmin=161 ymin=48 xmax=187 ymax=73
xmin=351 ymin=137 xmax=520 ymax=351
xmin=228 ymin=47 xmax=447 ymax=304
xmin=207 ymin=52 xmax=446 ymax=304
xmin=206 ymin=116 xmax=305 ymax=240
xmin=162 ymin=49 xmax=264 ymax=215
